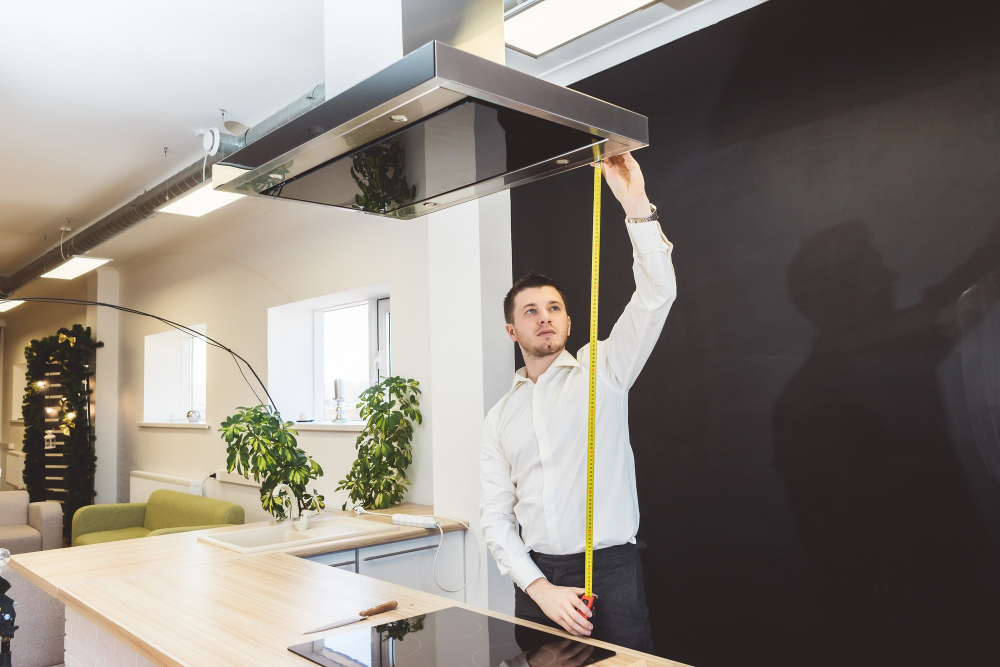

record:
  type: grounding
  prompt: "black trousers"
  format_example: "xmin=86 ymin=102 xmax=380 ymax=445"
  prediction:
xmin=514 ymin=542 xmax=654 ymax=652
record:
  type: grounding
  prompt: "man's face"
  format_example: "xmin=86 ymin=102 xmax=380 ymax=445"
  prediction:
xmin=506 ymin=286 xmax=571 ymax=359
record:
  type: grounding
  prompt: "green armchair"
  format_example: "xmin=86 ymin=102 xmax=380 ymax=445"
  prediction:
xmin=71 ymin=489 xmax=245 ymax=546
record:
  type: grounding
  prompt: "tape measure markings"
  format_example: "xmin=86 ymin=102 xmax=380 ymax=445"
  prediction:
xmin=584 ymin=156 xmax=601 ymax=599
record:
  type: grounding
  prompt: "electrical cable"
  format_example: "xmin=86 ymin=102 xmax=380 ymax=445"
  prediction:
xmin=351 ymin=506 xmax=482 ymax=593
xmin=9 ymin=296 xmax=275 ymax=410
xmin=425 ymin=515 xmax=481 ymax=593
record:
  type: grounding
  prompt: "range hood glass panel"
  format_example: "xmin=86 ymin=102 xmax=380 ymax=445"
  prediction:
xmin=262 ymin=100 xmax=600 ymax=213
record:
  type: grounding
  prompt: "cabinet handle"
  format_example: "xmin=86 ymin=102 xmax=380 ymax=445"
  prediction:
xmin=328 ymin=561 xmax=356 ymax=568
xmin=363 ymin=544 xmax=438 ymax=561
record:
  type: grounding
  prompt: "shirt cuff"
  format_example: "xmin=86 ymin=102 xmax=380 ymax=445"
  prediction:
xmin=511 ymin=552 xmax=546 ymax=592
xmin=627 ymin=219 xmax=672 ymax=255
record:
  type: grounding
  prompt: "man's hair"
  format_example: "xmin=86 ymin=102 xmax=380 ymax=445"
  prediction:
xmin=503 ymin=272 xmax=567 ymax=324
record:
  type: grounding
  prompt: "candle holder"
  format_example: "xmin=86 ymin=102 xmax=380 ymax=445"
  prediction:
xmin=333 ymin=397 xmax=349 ymax=422
xmin=332 ymin=378 xmax=349 ymax=422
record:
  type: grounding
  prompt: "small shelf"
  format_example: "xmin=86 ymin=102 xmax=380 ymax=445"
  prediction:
xmin=137 ymin=422 xmax=210 ymax=430
xmin=292 ymin=421 xmax=365 ymax=432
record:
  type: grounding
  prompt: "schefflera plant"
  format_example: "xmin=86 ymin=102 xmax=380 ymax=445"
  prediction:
xmin=337 ymin=376 xmax=422 ymax=510
xmin=220 ymin=405 xmax=325 ymax=520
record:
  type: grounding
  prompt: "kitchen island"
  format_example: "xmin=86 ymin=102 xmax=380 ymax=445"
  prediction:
xmin=9 ymin=504 xmax=687 ymax=667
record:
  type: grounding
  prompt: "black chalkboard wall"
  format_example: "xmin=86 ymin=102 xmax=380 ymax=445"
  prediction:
xmin=509 ymin=0 xmax=1000 ymax=664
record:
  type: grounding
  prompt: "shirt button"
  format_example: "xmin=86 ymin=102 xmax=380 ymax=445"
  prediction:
xmin=546 ymin=474 xmax=551 ymax=480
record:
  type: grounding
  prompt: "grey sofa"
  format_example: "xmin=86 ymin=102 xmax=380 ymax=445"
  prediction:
xmin=0 ymin=490 xmax=62 ymax=552
xmin=0 ymin=491 xmax=65 ymax=667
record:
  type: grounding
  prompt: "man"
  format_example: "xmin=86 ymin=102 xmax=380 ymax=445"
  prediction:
xmin=480 ymin=153 xmax=676 ymax=651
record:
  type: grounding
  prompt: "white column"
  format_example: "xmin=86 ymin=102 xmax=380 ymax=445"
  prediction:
xmin=427 ymin=192 xmax=514 ymax=612
xmin=324 ymin=0 xmax=403 ymax=98
xmin=86 ymin=267 xmax=119 ymax=503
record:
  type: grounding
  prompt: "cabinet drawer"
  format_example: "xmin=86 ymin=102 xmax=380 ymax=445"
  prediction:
xmin=358 ymin=533 xmax=465 ymax=601
xmin=303 ymin=548 xmax=358 ymax=573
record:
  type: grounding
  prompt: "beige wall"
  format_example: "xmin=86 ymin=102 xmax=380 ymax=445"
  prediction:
xmin=115 ymin=200 xmax=433 ymax=520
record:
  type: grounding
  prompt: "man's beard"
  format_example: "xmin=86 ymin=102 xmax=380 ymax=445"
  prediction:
xmin=520 ymin=332 xmax=567 ymax=360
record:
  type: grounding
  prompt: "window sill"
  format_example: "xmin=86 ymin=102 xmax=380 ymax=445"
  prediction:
xmin=137 ymin=422 xmax=210 ymax=429
xmin=9 ymin=419 xmax=23 ymax=425
xmin=292 ymin=421 xmax=365 ymax=432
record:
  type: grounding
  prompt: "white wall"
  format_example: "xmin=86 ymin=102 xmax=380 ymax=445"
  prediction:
xmin=115 ymin=201 xmax=433 ymax=522
xmin=87 ymin=268 xmax=120 ymax=504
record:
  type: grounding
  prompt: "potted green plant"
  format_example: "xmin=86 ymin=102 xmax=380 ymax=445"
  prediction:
xmin=220 ymin=405 xmax=325 ymax=526
xmin=337 ymin=376 xmax=422 ymax=510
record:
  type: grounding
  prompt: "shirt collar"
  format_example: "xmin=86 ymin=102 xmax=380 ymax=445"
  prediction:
xmin=512 ymin=349 xmax=580 ymax=386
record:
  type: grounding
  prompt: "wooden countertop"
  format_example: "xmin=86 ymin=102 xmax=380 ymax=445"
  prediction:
xmin=10 ymin=503 xmax=464 ymax=597
xmin=10 ymin=503 xmax=689 ymax=667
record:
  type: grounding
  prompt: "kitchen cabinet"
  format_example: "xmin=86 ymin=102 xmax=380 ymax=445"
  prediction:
xmin=358 ymin=532 xmax=466 ymax=602
xmin=303 ymin=548 xmax=358 ymax=573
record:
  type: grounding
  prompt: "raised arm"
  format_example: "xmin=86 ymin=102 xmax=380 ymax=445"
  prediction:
xmin=594 ymin=153 xmax=677 ymax=391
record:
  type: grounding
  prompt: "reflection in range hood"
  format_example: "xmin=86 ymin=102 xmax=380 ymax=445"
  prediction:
xmin=213 ymin=41 xmax=647 ymax=219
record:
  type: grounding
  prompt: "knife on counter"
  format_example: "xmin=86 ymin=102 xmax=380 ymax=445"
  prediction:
xmin=304 ymin=601 xmax=399 ymax=634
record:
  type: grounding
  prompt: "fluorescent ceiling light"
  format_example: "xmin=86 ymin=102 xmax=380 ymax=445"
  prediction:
xmin=41 ymin=256 xmax=112 ymax=280
xmin=505 ymin=0 xmax=655 ymax=57
xmin=0 ymin=300 xmax=24 ymax=312
xmin=158 ymin=181 xmax=244 ymax=217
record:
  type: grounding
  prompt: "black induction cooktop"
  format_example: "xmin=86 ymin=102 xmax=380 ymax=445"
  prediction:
xmin=288 ymin=606 xmax=616 ymax=667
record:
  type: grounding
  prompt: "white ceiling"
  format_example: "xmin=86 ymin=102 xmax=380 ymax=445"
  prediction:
xmin=0 ymin=0 xmax=325 ymax=278
xmin=0 ymin=0 xmax=763 ymax=286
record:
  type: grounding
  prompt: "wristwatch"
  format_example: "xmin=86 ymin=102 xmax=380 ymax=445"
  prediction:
xmin=626 ymin=203 xmax=658 ymax=224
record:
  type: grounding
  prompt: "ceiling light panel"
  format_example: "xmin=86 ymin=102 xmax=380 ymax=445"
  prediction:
xmin=0 ymin=300 xmax=24 ymax=312
xmin=41 ymin=256 xmax=112 ymax=280
xmin=505 ymin=0 xmax=655 ymax=57
xmin=158 ymin=181 xmax=244 ymax=217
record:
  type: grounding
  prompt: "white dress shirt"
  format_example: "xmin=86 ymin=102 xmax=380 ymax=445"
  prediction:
xmin=480 ymin=219 xmax=676 ymax=591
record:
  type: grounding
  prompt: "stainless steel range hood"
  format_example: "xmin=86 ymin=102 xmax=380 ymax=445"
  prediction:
xmin=213 ymin=41 xmax=647 ymax=219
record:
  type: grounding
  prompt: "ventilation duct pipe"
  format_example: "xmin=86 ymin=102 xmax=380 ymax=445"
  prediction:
xmin=0 ymin=84 xmax=326 ymax=298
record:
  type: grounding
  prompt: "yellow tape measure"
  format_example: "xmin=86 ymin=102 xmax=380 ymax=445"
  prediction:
xmin=583 ymin=154 xmax=601 ymax=610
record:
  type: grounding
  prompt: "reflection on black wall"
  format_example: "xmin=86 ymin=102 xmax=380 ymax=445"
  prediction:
xmin=509 ymin=1 xmax=1000 ymax=664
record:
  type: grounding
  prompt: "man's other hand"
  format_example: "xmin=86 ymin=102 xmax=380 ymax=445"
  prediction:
xmin=525 ymin=578 xmax=594 ymax=636
xmin=600 ymin=152 xmax=651 ymax=219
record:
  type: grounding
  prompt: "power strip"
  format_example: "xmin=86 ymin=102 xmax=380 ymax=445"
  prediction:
xmin=391 ymin=514 xmax=439 ymax=529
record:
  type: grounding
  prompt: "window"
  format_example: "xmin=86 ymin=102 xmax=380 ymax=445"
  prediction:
xmin=320 ymin=303 xmax=368 ymax=421
xmin=268 ymin=284 xmax=390 ymax=425
xmin=316 ymin=298 xmax=391 ymax=421
xmin=143 ymin=325 xmax=207 ymax=423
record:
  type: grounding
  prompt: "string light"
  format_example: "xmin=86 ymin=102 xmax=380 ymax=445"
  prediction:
xmin=65 ymin=412 xmax=76 ymax=421
xmin=45 ymin=407 xmax=55 ymax=414
xmin=36 ymin=380 xmax=46 ymax=389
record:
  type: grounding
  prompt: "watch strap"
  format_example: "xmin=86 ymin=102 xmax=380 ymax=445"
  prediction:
xmin=626 ymin=203 xmax=658 ymax=224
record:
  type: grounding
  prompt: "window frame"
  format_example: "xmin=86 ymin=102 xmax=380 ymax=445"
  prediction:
xmin=141 ymin=323 xmax=207 ymax=424
xmin=313 ymin=297 xmax=390 ymax=422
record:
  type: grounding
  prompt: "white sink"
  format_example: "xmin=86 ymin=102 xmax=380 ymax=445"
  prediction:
xmin=198 ymin=515 xmax=399 ymax=554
